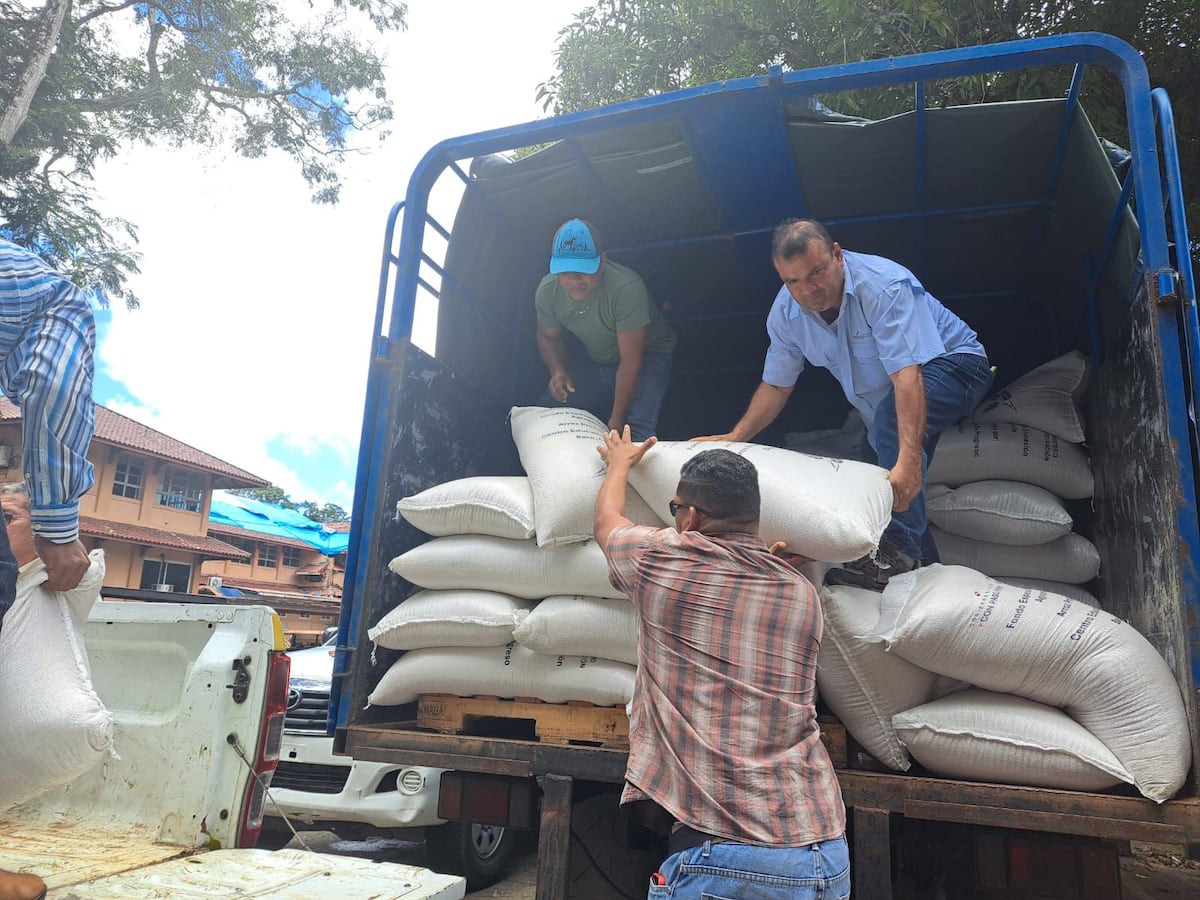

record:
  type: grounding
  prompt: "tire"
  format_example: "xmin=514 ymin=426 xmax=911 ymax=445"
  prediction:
xmin=568 ymin=790 xmax=664 ymax=899
xmin=426 ymin=820 xmax=516 ymax=890
xmin=255 ymin=818 xmax=297 ymax=850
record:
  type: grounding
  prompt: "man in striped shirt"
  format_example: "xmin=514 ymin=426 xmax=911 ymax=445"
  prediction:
xmin=0 ymin=238 xmax=95 ymax=899
xmin=595 ymin=429 xmax=848 ymax=899
xmin=0 ymin=239 xmax=95 ymax=600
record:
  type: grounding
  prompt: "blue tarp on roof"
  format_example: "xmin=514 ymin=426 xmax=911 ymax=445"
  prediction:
xmin=210 ymin=492 xmax=350 ymax=556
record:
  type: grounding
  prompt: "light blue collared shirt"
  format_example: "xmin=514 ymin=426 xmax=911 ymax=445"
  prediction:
xmin=0 ymin=239 xmax=96 ymax=542
xmin=762 ymin=250 xmax=985 ymax=431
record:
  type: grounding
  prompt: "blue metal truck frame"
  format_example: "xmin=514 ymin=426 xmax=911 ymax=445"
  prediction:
xmin=334 ymin=32 xmax=1200 ymax=898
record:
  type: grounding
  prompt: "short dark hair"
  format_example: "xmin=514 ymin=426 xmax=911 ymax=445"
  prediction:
xmin=677 ymin=449 xmax=760 ymax=523
xmin=771 ymin=218 xmax=834 ymax=260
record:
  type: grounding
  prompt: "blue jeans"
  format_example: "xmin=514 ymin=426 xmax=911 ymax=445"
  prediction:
xmin=869 ymin=352 xmax=994 ymax=562
xmin=648 ymin=836 xmax=851 ymax=899
xmin=0 ymin=517 xmax=17 ymax=637
xmin=538 ymin=352 xmax=672 ymax=441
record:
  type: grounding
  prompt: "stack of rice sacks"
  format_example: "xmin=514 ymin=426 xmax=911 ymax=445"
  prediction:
xmin=827 ymin=565 xmax=1190 ymax=803
xmin=924 ymin=350 xmax=1099 ymax=604
xmin=370 ymin=406 xmax=898 ymax=712
xmin=366 ymin=467 xmax=638 ymax=709
xmin=815 ymin=352 xmax=1191 ymax=800
xmin=817 ymin=576 xmax=1187 ymax=800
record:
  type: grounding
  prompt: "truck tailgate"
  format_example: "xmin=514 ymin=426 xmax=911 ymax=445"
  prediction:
xmin=47 ymin=848 xmax=465 ymax=898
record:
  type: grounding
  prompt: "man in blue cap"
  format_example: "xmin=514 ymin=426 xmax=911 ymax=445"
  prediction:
xmin=535 ymin=219 xmax=676 ymax=440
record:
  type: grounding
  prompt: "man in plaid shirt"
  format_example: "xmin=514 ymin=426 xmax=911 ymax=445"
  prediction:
xmin=595 ymin=428 xmax=848 ymax=899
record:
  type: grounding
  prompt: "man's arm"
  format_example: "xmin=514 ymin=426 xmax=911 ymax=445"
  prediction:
xmin=609 ymin=327 xmax=647 ymax=431
xmin=536 ymin=323 xmax=574 ymax=402
xmin=3 ymin=261 xmax=96 ymax=590
xmin=888 ymin=364 xmax=926 ymax=512
xmin=693 ymin=381 xmax=794 ymax=442
xmin=594 ymin=426 xmax=657 ymax=549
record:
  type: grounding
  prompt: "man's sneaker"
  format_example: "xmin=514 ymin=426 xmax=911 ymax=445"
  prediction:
xmin=826 ymin=543 xmax=917 ymax=592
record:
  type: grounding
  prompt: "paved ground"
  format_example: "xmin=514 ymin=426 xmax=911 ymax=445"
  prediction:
xmin=267 ymin=829 xmax=1199 ymax=898
xmin=463 ymin=850 xmax=537 ymax=899
xmin=1121 ymin=845 xmax=1200 ymax=900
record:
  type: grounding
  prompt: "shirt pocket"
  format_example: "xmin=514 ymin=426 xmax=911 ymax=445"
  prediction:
xmin=848 ymin=332 xmax=879 ymax=362
xmin=848 ymin=333 xmax=885 ymax=385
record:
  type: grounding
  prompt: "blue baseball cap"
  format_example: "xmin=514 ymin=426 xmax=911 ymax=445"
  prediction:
xmin=549 ymin=219 xmax=602 ymax=275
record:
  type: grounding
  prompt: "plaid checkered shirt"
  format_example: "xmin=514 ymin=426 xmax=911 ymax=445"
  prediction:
xmin=604 ymin=524 xmax=846 ymax=847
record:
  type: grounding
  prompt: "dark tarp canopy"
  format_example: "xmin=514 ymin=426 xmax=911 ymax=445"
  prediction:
xmin=437 ymin=95 xmax=1136 ymax=444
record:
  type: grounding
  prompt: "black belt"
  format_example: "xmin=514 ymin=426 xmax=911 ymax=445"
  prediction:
xmin=669 ymin=823 xmax=728 ymax=855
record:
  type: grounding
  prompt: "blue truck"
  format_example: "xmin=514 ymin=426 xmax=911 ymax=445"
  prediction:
xmin=332 ymin=32 xmax=1200 ymax=897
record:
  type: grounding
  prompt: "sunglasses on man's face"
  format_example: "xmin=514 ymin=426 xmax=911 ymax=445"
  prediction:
xmin=669 ymin=500 xmax=710 ymax=518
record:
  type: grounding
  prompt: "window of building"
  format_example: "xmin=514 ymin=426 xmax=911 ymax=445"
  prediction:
xmin=257 ymin=544 xmax=278 ymax=568
xmin=155 ymin=467 xmax=204 ymax=512
xmin=139 ymin=559 xmax=192 ymax=593
xmin=282 ymin=547 xmax=302 ymax=568
xmin=111 ymin=454 xmax=144 ymax=500
xmin=230 ymin=537 xmax=256 ymax=559
xmin=298 ymin=612 xmax=311 ymax=619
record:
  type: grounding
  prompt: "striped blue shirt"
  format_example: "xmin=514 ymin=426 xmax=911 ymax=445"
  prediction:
xmin=0 ymin=239 xmax=96 ymax=542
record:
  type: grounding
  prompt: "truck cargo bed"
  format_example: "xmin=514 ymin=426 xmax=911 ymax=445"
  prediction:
xmin=0 ymin=819 xmax=187 ymax=890
xmin=336 ymin=31 xmax=1199 ymax=898
xmin=45 ymin=849 xmax=465 ymax=899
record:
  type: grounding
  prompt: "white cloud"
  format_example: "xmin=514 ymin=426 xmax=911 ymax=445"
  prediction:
xmin=90 ymin=0 xmax=583 ymax=512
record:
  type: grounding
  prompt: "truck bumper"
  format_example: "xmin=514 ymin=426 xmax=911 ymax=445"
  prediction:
xmin=267 ymin=734 xmax=448 ymax=830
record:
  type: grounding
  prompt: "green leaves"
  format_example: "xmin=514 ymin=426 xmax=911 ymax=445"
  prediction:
xmin=227 ymin=486 xmax=349 ymax=523
xmin=0 ymin=1 xmax=408 ymax=306
xmin=541 ymin=0 xmax=1197 ymax=266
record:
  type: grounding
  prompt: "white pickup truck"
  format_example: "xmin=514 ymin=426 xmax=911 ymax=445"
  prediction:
xmin=0 ymin=595 xmax=465 ymax=898
xmin=267 ymin=637 xmax=517 ymax=889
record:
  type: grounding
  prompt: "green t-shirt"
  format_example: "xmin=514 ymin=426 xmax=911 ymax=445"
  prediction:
xmin=535 ymin=260 xmax=677 ymax=366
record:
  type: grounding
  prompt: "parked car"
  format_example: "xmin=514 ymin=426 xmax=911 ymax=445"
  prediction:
xmin=264 ymin=635 xmax=517 ymax=888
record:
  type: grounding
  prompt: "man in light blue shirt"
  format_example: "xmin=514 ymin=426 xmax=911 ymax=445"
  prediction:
xmin=697 ymin=219 xmax=992 ymax=587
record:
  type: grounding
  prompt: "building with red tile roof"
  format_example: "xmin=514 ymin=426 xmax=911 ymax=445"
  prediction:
xmin=0 ymin=398 xmax=341 ymax=645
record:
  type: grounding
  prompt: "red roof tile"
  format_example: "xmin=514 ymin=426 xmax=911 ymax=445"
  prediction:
xmin=0 ymin=398 xmax=268 ymax=489
xmin=80 ymin=516 xmax=250 ymax=559
xmin=207 ymin=522 xmax=316 ymax=552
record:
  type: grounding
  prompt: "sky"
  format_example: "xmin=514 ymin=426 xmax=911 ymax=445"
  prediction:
xmin=89 ymin=1 xmax=585 ymax=515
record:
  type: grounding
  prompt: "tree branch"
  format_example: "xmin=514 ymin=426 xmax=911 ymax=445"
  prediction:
xmin=145 ymin=11 xmax=163 ymax=90
xmin=0 ymin=0 xmax=70 ymax=146
xmin=70 ymin=87 xmax=170 ymax=112
xmin=76 ymin=1 xmax=141 ymax=28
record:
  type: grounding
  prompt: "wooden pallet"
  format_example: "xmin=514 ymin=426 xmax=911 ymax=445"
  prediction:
xmin=417 ymin=694 xmax=630 ymax=749
xmin=416 ymin=695 xmax=843 ymax=760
